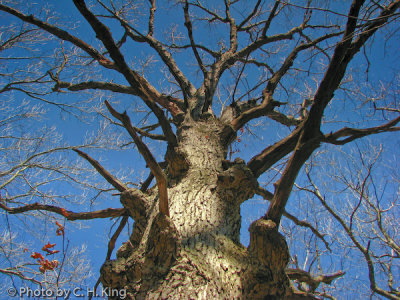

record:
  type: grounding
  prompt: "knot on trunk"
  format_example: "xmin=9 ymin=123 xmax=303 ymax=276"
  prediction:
xmin=217 ymin=158 xmax=257 ymax=199
xmin=220 ymin=124 xmax=237 ymax=145
xmin=248 ymin=219 xmax=290 ymax=271
xmin=242 ymin=219 xmax=291 ymax=299
xmin=165 ymin=147 xmax=189 ymax=178
xmin=120 ymin=188 xmax=149 ymax=220
xmin=100 ymin=259 xmax=128 ymax=289
xmin=145 ymin=213 xmax=181 ymax=275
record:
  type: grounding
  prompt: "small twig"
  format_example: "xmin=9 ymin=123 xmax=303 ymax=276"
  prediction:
xmin=256 ymin=187 xmax=331 ymax=251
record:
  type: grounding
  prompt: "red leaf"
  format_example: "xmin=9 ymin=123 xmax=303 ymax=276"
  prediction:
xmin=55 ymin=221 xmax=65 ymax=236
xmin=31 ymin=252 xmax=44 ymax=261
xmin=42 ymin=242 xmax=56 ymax=250
xmin=50 ymin=260 xmax=59 ymax=268
xmin=45 ymin=249 xmax=60 ymax=256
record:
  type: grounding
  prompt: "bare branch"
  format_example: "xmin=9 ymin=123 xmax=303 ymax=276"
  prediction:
xmin=105 ymin=101 xmax=169 ymax=217
xmin=323 ymin=116 xmax=400 ymax=145
xmin=72 ymin=0 xmax=183 ymax=139
xmin=0 ymin=4 xmax=117 ymax=70
xmin=303 ymin=170 xmax=400 ymax=300
xmin=0 ymin=268 xmax=42 ymax=285
xmin=0 ymin=202 xmax=126 ymax=221
xmin=248 ymin=126 xmax=302 ymax=178
xmin=303 ymin=1 xmax=400 ymax=138
xmin=286 ymin=268 xmax=345 ymax=292
xmin=237 ymin=0 xmax=262 ymax=29
xmin=106 ymin=216 xmax=129 ymax=260
xmin=223 ymin=0 xmax=238 ymax=53
xmin=262 ymin=1 xmax=281 ymax=36
xmin=231 ymin=31 xmax=342 ymax=131
xmin=184 ymin=1 xmax=207 ymax=75
xmin=260 ymin=1 xmax=400 ymax=226
xmin=73 ymin=149 xmax=127 ymax=192
xmin=98 ymin=2 xmax=196 ymax=100
xmin=147 ymin=0 xmax=156 ymax=37
xmin=47 ymin=73 xmax=138 ymax=95
xmin=256 ymin=187 xmax=330 ymax=251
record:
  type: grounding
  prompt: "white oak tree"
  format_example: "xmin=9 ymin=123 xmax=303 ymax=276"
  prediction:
xmin=1 ymin=0 xmax=400 ymax=299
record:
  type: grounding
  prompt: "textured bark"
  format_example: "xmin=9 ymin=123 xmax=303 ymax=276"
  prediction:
xmin=100 ymin=118 xmax=291 ymax=299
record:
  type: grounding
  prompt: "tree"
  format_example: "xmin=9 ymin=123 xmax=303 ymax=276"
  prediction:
xmin=1 ymin=0 xmax=399 ymax=298
xmin=296 ymin=144 xmax=400 ymax=299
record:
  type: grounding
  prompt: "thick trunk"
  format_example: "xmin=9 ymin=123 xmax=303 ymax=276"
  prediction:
xmin=100 ymin=118 xmax=290 ymax=299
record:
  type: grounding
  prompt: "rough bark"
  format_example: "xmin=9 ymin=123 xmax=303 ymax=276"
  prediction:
xmin=100 ymin=118 xmax=290 ymax=299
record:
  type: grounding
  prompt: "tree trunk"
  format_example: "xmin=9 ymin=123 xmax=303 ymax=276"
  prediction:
xmin=100 ymin=118 xmax=290 ymax=299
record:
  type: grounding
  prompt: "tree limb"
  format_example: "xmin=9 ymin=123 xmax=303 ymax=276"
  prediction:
xmin=48 ymin=75 xmax=140 ymax=95
xmin=248 ymin=126 xmax=303 ymax=178
xmin=255 ymin=187 xmax=331 ymax=251
xmin=237 ymin=0 xmax=262 ymax=29
xmin=263 ymin=0 xmax=400 ymax=225
xmin=286 ymin=268 xmax=345 ymax=292
xmin=0 ymin=268 xmax=42 ymax=285
xmin=184 ymin=0 xmax=207 ymax=76
xmin=106 ymin=216 xmax=129 ymax=260
xmin=0 ymin=4 xmax=117 ymax=70
xmin=262 ymin=1 xmax=281 ymax=36
xmin=302 ymin=0 xmax=371 ymax=138
xmin=0 ymin=202 xmax=126 ymax=221
xmin=105 ymin=100 xmax=169 ymax=217
xmin=99 ymin=2 xmax=196 ymax=101
xmin=73 ymin=149 xmax=127 ymax=192
xmin=72 ymin=0 xmax=181 ymax=144
xmin=231 ymin=31 xmax=342 ymax=131
xmin=323 ymin=116 xmax=400 ymax=145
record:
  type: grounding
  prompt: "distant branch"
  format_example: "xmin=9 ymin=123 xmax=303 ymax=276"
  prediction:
xmin=256 ymin=187 xmax=330 ymax=251
xmin=286 ymin=268 xmax=345 ymax=292
xmin=323 ymin=116 xmax=400 ymax=145
xmin=303 ymin=170 xmax=400 ymax=300
xmin=0 ymin=268 xmax=42 ymax=285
